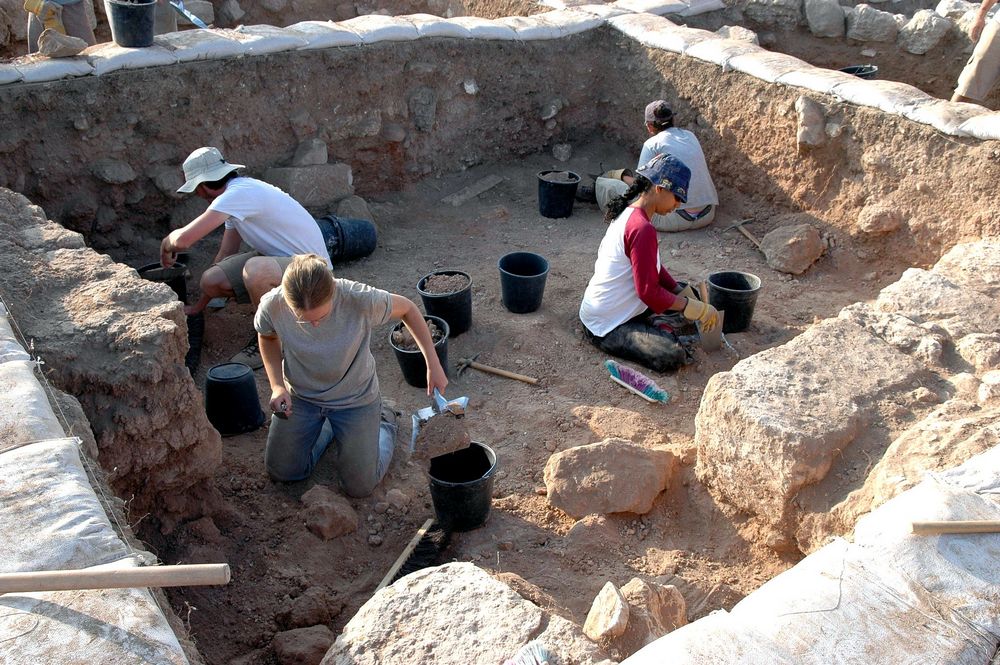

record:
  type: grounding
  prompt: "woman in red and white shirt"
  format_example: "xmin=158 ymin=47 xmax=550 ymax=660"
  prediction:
xmin=579 ymin=153 xmax=719 ymax=372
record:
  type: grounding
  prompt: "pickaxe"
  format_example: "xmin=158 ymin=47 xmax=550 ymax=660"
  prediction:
xmin=723 ymin=218 xmax=763 ymax=252
xmin=456 ymin=353 xmax=539 ymax=385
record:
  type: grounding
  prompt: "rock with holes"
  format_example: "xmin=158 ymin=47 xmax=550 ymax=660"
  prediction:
xmin=302 ymin=485 xmax=358 ymax=540
xmin=898 ymin=9 xmax=952 ymax=54
xmin=323 ymin=562 xmax=608 ymax=664
xmin=584 ymin=581 xmax=629 ymax=641
xmin=847 ymin=4 xmax=899 ymax=41
xmin=544 ymin=438 xmax=677 ymax=518
xmin=761 ymin=223 xmax=824 ymax=274
xmin=805 ymin=0 xmax=845 ymax=36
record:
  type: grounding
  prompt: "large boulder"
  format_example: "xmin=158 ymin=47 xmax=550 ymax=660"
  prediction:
xmin=872 ymin=268 xmax=1000 ymax=338
xmin=846 ymin=4 xmax=899 ymax=42
xmin=761 ymin=223 xmax=824 ymax=274
xmin=695 ymin=318 xmax=926 ymax=533
xmin=544 ymin=438 xmax=677 ymax=518
xmin=263 ymin=163 xmax=354 ymax=209
xmin=744 ymin=0 xmax=802 ymax=27
xmin=805 ymin=0 xmax=845 ymax=37
xmin=898 ymin=9 xmax=952 ymax=54
xmin=323 ymin=562 xmax=608 ymax=664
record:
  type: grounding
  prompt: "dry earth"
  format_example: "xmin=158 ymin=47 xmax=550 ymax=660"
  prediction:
xmin=133 ymin=139 xmax=913 ymax=664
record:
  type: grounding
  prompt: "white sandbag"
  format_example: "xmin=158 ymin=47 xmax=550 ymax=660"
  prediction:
xmin=575 ymin=3 xmax=631 ymax=19
xmin=228 ymin=25 xmax=309 ymax=55
xmin=775 ymin=65 xmax=860 ymax=95
xmin=497 ymin=15 xmax=561 ymax=40
xmin=682 ymin=0 xmax=727 ymax=16
xmin=536 ymin=9 xmax=605 ymax=35
xmin=444 ymin=17 xmax=518 ymax=40
xmin=728 ymin=49 xmax=809 ymax=82
xmin=287 ymin=20 xmax=365 ymax=49
xmin=0 ymin=63 xmax=23 ymax=85
xmin=612 ymin=0 xmax=688 ymax=15
xmin=644 ymin=25 xmax=720 ymax=54
xmin=0 ymin=438 xmax=129 ymax=572
xmin=829 ymin=78 xmax=933 ymax=115
xmin=86 ymin=43 xmax=178 ymax=76
xmin=406 ymin=13 xmax=473 ymax=38
xmin=1 ymin=558 xmax=188 ymax=665
xmin=13 ymin=55 xmax=94 ymax=83
xmin=155 ymin=29 xmax=247 ymax=62
xmin=955 ymin=111 xmax=1000 ymax=140
xmin=339 ymin=15 xmax=419 ymax=43
xmin=0 ymin=313 xmax=29 ymax=364
xmin=684 ymin=37 xmax=761 ymax=68
xmin=0 ymin=360 xmax=64 ymax=452
xmin=622 ymin=610 xmax=796 ymax=664
xmin=608 ymin=13 xmax=707 ymax=54
xmin=900 ymin=98 xmax=990 ymax=136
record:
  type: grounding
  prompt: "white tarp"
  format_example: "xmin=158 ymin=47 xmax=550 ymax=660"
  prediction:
xmin=0 ymin=360 xmax=64 ymax=452
xmin=287 ymin=20 xmax=365 ymax=49
xmin=0 ymin=438 xmax=129 ymax=572
xmin=339 ymin=15 xmax=420 ymax=43
xmin=86 ymin=43 xmax=179 ymax=76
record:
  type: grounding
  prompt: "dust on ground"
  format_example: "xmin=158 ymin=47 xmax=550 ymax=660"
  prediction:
xmin=147 ymin=139 xmax=905 ymax=664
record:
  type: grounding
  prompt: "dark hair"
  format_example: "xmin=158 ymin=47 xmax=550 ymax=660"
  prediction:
xmin=604 ymin=174 xmax=653 ymax=222
xmin=200 ymin=169 xmax=240 ymax=192
xmin=650 ymin=116 xmax=675 ymax=131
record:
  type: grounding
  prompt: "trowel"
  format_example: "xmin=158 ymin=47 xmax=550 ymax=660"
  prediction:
xmin=409 ymin=388 xmax=469 ymax=455
xmin=698 ymin=281 xmax=723 ymax=352
xmin=169 ymin=0 xmax=209 ymax=28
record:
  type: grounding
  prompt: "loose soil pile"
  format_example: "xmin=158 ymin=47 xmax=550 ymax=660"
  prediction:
xmin=421 ymin=273 xmax=471 ymax=295
xmin=391 ymin=319 xmax=445 ymax=350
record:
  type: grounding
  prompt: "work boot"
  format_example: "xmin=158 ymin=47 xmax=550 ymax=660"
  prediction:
xmin=230 ymin=334 xmax=263 ymax=370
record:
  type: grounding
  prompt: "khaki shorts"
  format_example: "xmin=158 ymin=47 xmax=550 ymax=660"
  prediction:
xmin=956 ymin=20 xmax=1000 ymax=102
xmin=217 ymin=251 xmax=294 ymax=304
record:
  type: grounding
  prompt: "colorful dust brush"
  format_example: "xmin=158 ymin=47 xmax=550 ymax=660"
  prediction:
xmin=604 ymin=359 xmax=669 ymax=404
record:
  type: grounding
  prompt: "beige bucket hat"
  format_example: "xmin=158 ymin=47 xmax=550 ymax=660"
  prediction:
xmin=177 ymin=147 xmax=245 ymax=194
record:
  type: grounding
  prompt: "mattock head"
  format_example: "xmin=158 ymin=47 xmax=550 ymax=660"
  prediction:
xmin=455 ymin=352 xmax=482 ymax=376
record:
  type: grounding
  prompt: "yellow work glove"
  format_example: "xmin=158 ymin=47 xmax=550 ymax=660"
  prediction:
xmin=683 ymin=297 xmax=720 ymax=333
xmin=24 ymin=0 xmax=65 ymax=33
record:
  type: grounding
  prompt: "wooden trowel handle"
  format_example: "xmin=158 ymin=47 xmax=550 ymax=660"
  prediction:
xmin=911 ymin=520 xmax=1000 ymax=535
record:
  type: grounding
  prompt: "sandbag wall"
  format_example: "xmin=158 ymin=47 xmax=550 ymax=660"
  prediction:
xmin=0 ymin=300 xmax=192 ymax=664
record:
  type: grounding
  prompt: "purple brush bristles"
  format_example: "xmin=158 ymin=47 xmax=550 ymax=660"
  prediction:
xmin=604 ymin=359 xmax=669 ymax=403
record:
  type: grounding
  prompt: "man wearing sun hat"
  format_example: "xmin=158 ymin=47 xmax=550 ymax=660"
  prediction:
xmin=592 ymin=100 xmax=719 ymax=232
xmin=160 ymin=146 xmax=330 ymax=369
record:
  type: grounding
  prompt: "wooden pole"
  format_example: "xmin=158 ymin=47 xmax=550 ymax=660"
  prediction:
xmin=0 ymin=563 xmax=231 ymax=594
xmin=911 ymin=520 xmax=1000 ymax=535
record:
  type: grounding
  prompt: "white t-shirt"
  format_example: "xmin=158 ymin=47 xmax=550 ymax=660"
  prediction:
xmin=210 ymin=177 xmax=331 ymax=266
xmin=638 ymin=128 xmax=718 ymax=211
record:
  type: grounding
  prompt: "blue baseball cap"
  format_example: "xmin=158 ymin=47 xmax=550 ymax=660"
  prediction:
xmin=636 ymin=153 xmax=690 ymax=204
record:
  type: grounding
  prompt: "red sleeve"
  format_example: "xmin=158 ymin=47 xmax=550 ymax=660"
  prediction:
xmin=623 ymin=210 xmax=679 ymax=313
xmin=658 ymin=264 xmax=678 ymax=292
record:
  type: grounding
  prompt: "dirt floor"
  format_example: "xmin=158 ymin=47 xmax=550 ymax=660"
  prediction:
xmin=137 ymin=138 xmax=912 ymax=664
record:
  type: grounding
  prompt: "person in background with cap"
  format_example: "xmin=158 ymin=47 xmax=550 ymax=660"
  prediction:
xmin=580 ymin=153 xmax=720 ymax=373
xmin=953 ymin=0 xmax=1000 ymax=106
xmin=160 ymin=146 xmax=330 ymax=370
xmin=591 ymin=100 xmax=719 ymax=233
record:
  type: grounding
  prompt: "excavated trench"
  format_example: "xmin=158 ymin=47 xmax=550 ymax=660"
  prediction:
xmin=1 ymin=8 xmax=998 ymax=664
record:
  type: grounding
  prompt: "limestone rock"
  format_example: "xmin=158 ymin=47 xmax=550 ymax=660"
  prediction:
xmin=950 ymin=372 xmax=981 ymax=399
xmin=795 ymin=95 xmax=826 ymax=147
xmin=150 ymin=166 xmax=185 ymax=199
xmin=898 ymin=10 xmax=952 ymax=54
xmin=716 ymin=25 xmax=759 ymax=43
xmin=552 ymin=143 xmax=573 ymax=161
xmin=744 ymin=0 xmax=802 ymax=27
xmin=565 ymin=514 xmax=622 ymax=554
xmin=302 ymin=485 xmax=358 ymax=540
xmin=264 ymin=163 xmax=353 ymax=209
xmin=874 ymin=268 xmax=1000 ymax=338
xmin=695 ymin=318 xmax=926 ymax=531
xmin=935 ymin=0 xmax=975 ymax=20
xmin=92 ymin=159 xmax=137 ymax=185
xmin=583 ymin=581 xmax=629 ymax=641
xmin=381 ymin=123 xmax=406 ymax=143
xmin=262 ymin=0 xmax=288 ymax=11
xmin=408 ymin=86 xmax=438 ymax=132
xmin=217 ymin=0 xmax=245 ymax=25
xmin=274 ymin=625 xmax=335 ymax=665
xmin=932 ymin=239 xmax=1000 ymax=299
xmin=855 ymin=203 xmax=903 ymax=236
xmin=761 ymin=223 xmax=824 ymax=274
xmin=335 ymin=195 xmax=374 ymax=223
xmin=616 ymin=578 xmax=687 ymax=655
xmin=846 ymin=4 xmax=899 ymax=42
xmin=37 ymin=28 xmax=87 ymax=57
xmin=957 ymin=333 xmax=1000 ymax=373
xmin=291 ymin=138 xmax=328 ymax=167
xmin=978 ymin=371 xmax=1000 ymax=404
xmin=543 ymin=438 xmax=677 ymax=518
xmin=179 ymin=0 xmax=213 ymax=24
xmin=837 ymin=304 xmax=949 ymax=367
xmin=323 ymin=562 xmax=608 ymax=664
xmin=277 ymin=587 xmax=340 ymax=629
xmin=385 ymin=488 xmax=410 ymax=510
xmin=805 ymin=0 xmax=845 ymax=37
xmin=495 ymin=572 xmax=561 ymax=613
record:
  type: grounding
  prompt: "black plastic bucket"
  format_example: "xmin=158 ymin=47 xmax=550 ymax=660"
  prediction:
xmin=707 ymin=271 xmax=762 ymax=334
xmin=106 ymin=0 xmax=156 ymax=48
xmin=389 ymin=315 xmax=449 ymax=389
xmin=315 ymin=215 xmax=378 ymax=264
xmin=417 ymin=270 xmax=472 ymax=337
xmin=839 ymin=64 xmax=878 ymax=80
xmin=138 ymin=262 xmax=187 ymax=304
xmin=428 ymin=441 xmax=497 ymax=531
xmin=204 ymin=362 xmax=265 ymax=437
xmin=537 ymin=170 xmax=581 ymax=218
xmin=498 ymin=252 xmax=549 ymax=314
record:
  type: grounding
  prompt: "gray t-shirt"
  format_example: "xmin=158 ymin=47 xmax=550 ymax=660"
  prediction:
xmin=255 ymin=279 xmax=393 ymax=408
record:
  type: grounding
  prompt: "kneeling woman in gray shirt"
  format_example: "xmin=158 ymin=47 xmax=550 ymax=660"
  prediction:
xmin=255 ymin=253 xmax=448 ymax=495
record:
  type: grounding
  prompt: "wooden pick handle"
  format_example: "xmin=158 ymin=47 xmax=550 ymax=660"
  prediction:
xmin=0 ymin=563 xmax=231 ymax=594
xmin=911 ymin=520 xmax=1000 ymax=535
xmin=464 ymin=360 xmax=539 ymax=385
